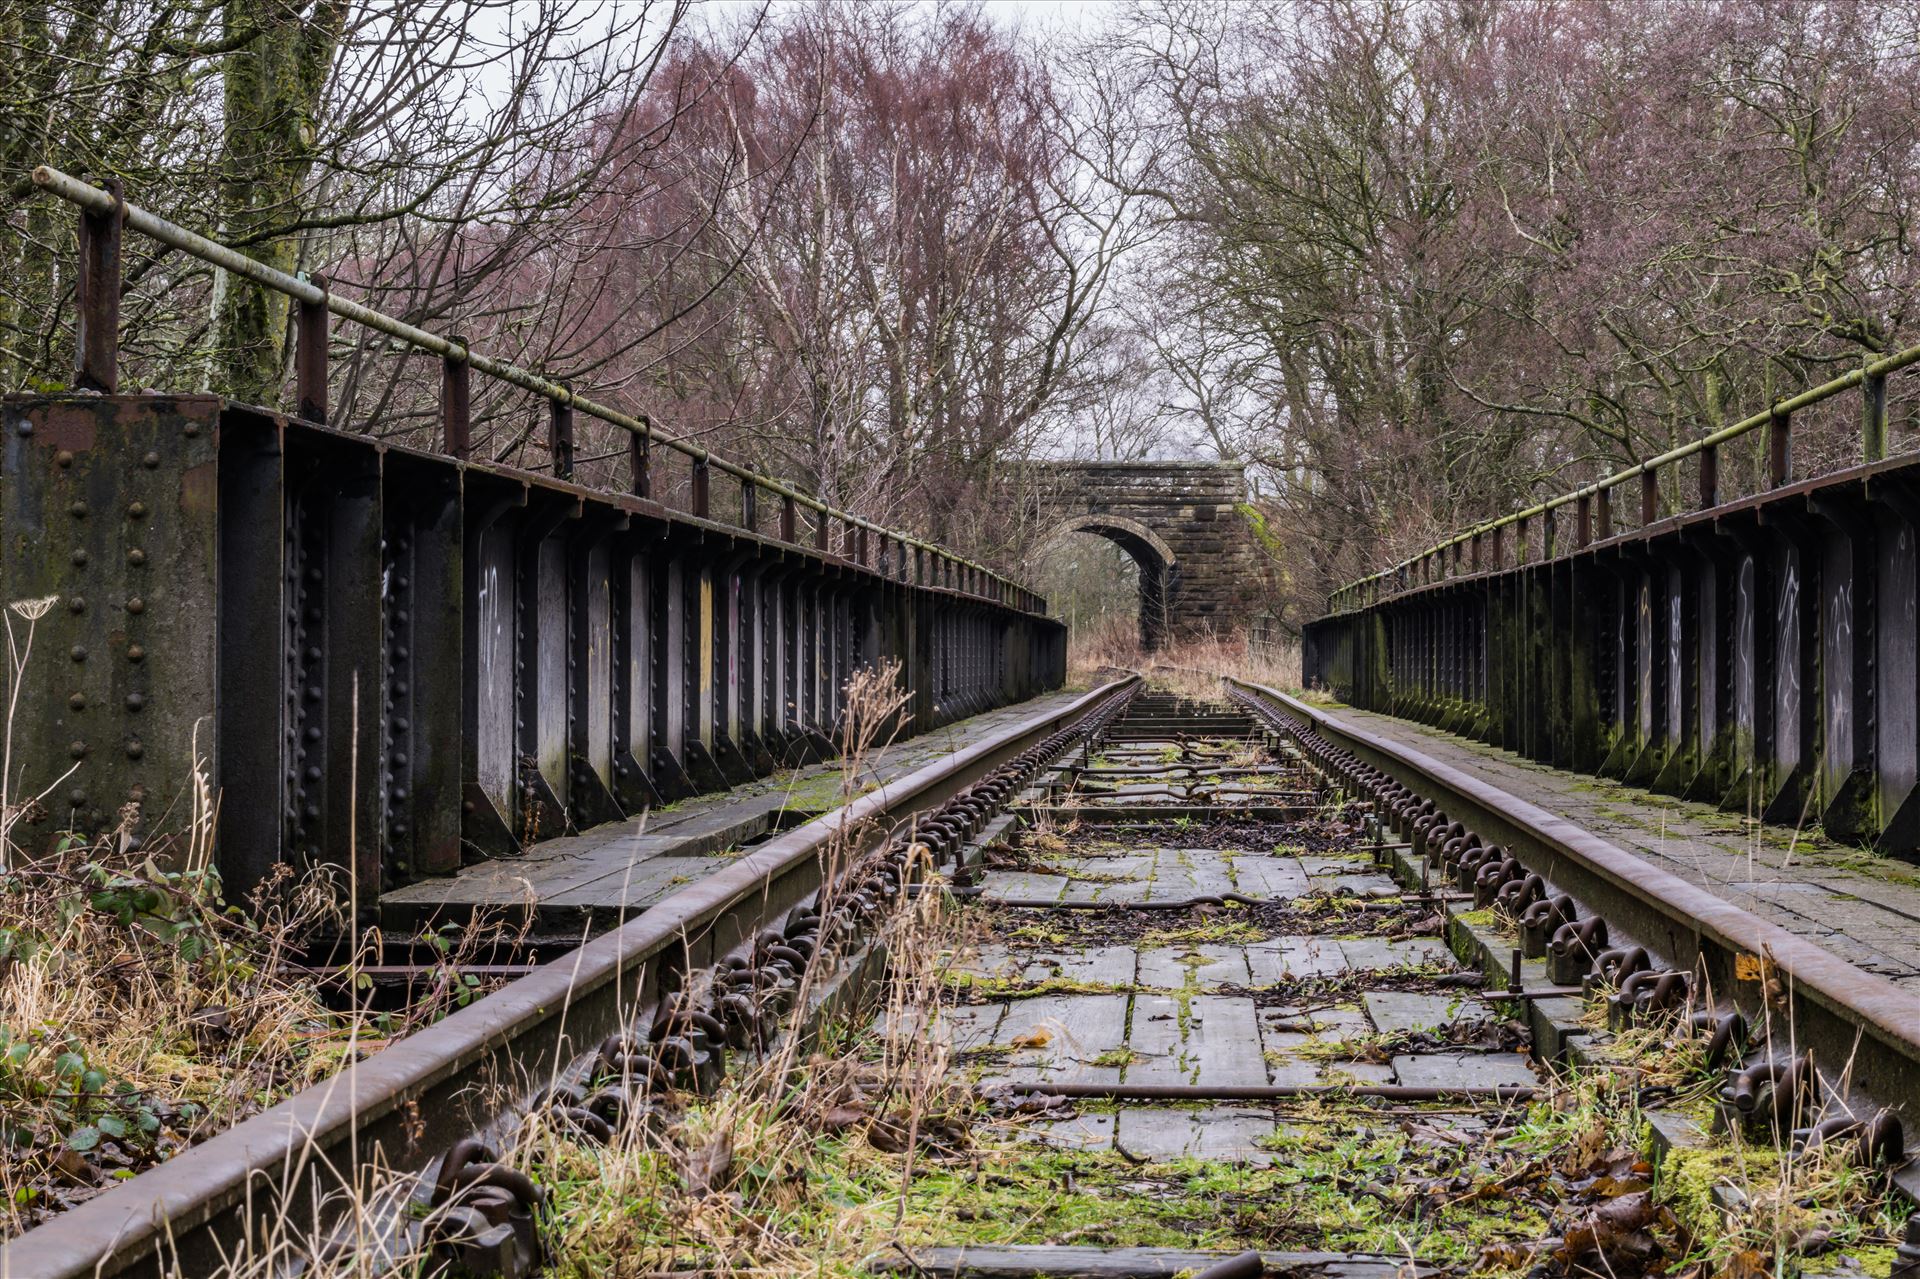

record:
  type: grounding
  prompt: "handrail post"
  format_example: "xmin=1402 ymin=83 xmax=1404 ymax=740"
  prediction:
xmin=1471 ymin=533 xmax=1482 ymax=571
xmin=856 ymin=526 xmax=868 ymax=566
xmin=1698 ymin=443 xmax=1717 ymax=508
xmin=630 ymin=432 xmax=651 ymax=498
xmin=1640 ymin=468 xmax=1659 ymax=527
xmin=549 ymin=392 xmax=574 ymax=481
xmin=780 ymin=494 xmax=796 ymax=542
xmin=815 ymin=511 xmax=830 ymax=552
xmin=1864 ymin=355 xmax=1888 ymax=463
xmin=1597 ymin=485 xmax=1613 ymax=540
xmin=296 ymin=273 xmax=328 ymax=424
xmin=690 ymin=457 xmax=710 ymax=519
xmin=1490 ymin=526 xmax=1504 ymax=569
xmin=442 ymin=335 xmax=470 ymax=461
xmin=1768 ymin=409 xmax=1792 ymax=487
xmin=741 ymin=475 xmax=758 ymax=533
xmin=75 ymin=177 xmax=123 ymax=394
xmin=1576 ymin=495 xmax=1592 ymax=548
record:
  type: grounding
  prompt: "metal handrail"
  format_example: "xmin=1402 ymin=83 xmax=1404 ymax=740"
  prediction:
xmin=1327 ymin=337 xmax=1920 ymax=613
xmin=31 ymin=166 xmax=1042 ymax=613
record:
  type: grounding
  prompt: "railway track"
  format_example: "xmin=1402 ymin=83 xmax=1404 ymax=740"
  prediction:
xmin=6 ymin=679 xmax=1920 ymax=1277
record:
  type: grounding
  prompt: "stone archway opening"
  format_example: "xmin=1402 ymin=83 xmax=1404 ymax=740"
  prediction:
xmin=1028 ymin=515 xmax=1178 ymax=651
xmin=1011 ymin=460 xmax=1256 ymax=643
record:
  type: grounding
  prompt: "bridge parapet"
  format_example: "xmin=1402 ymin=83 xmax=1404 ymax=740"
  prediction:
xmin=1 ymin=173 xmax=1063 ymax=913
xmin=1307 ymin=339 xmax=1920 ymax=854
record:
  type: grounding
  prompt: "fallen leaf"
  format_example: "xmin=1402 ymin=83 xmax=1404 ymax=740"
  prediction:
xmin=677 ymin=1131 xmax=733 ymax=1196
xmin=819 ymin=1105 xmax=869 ymax=1133
xmin=1009 ymin=1029 xmax=1051 ymax=1050
xmin=867 ymin=1115 xmax=911 ymax=1153
xmin=1556 ymin=1190 xmax=1660 ymax=1265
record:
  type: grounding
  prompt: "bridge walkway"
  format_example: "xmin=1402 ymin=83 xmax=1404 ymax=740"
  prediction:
xmin=379 ymin=687 xmax=1089 ymax=938
xmin=1311 ymin=701 xmax=1920 ymax=996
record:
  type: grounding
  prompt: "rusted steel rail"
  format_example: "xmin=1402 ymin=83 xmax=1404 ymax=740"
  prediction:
xmin=0 ymin=676 xmax=1138 ymax=1279
xmin=1228 ymin=679 xmax=1920 ymax=1127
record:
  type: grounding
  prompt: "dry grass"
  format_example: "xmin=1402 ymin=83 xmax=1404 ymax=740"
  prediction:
xmin=537 ymin=859 xmax=977 ymax=1279
xmin=0 ymin=695 xmax=523 ymax=1243
xmin=88 ymin=659 xmax=967 ymax=1277
xmin=1067 ymin=623 xmax=1301 ymax=698
xmin=0 ymin=826 xmax=352 ymax=1234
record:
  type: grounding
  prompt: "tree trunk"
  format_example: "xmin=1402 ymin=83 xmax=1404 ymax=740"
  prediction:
xmin=212 ymin=0 xmax=345 ymax=404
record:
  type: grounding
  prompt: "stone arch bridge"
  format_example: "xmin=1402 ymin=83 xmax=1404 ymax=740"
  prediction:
xmin=1019 ymin=460 xmax=1261 ymax=648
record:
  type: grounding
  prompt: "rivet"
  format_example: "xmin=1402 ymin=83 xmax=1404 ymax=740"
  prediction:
xmin=305 ymin=726 xmax=322 ymax=741
xmin=126 ymin=597 xmax=145 ymax=615
xmin=55 ymin=450 xmax=74 ymax=468
xmin=125 ymin=693 xmax=144 ymax=712
xmin=462 ymin=800 xmax=476 ymax=814
xmin=70 ymin=501 xmax=87 ymax=518
xmin=303 ymin=804 xmax=320 ymax=820
xmin=68 ymin=692 xmax=86 ymax=711
xmin=68 ymin=790 xmax=85 ymax=808
xmin=125 ymin=740 xmax=142 ymax=760
xmin=305 ymin=766 xmax=321 ymax=781
xmin=183 ymin=423 xmax=200 ymax=438
xmin=127 ymin=548 xmax=146 ymax=567
xmin=70 ymin=645 xmax=87 ymax=662
xmin=141 ymin=451 xmax=160 ymax=469
xmin=306 ymin=646 xmax=321 ymax=662
xmin=67 ymin=597 xmax=85 ymax=614
xmin=126 ymin=644 xmax=145 ymax=662
xmin=14 ymin=421 xmax=31 ymax=437
xmin=70 ymin=549 xmax=88 ymax=566
xmin=127 ymin=501 xmax=147 ymax=519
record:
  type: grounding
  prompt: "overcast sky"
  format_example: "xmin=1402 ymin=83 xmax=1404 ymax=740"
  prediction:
xmin=695 ymin=0 xmax=1119 ymax=33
